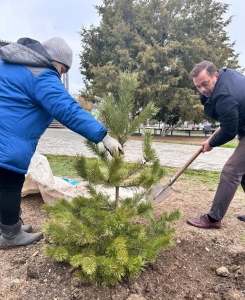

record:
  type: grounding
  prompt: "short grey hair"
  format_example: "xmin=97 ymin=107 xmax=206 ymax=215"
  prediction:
xmin=189 ymin=61 xmax=217 ymax=79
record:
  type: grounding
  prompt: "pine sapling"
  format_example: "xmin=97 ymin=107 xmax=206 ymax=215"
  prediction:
xmin=43 ymin=71 xmax=180 ymax=286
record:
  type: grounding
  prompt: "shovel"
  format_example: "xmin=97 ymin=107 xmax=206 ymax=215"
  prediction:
xmin=147 ymin=127 xmax=220 ymax=204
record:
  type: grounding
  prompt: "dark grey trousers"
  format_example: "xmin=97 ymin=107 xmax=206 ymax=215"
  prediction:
xmin=209 ymin=137 xmax=245 ymax=220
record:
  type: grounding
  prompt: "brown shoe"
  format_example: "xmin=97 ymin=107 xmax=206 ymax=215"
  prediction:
xmin=186 ymin=214 xmax=221 ymax=229
xmin=237 ymin=215 xmax=245 ymax=222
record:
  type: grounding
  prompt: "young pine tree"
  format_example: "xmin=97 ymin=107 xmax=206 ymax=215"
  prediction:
xmin=43 ymin=72 xmax=180 ymax=286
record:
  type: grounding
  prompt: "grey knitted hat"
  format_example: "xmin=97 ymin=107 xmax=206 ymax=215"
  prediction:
xmin=42 ymin=37 xmax=73 ymax=69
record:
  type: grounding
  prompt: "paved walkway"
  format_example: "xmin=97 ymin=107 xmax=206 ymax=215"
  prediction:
xmin=36 ymin=128 xmax=236 ymax=172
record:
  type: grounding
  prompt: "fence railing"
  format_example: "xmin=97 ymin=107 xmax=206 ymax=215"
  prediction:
xmin=137 ymin=127 xmax=216 ymax=137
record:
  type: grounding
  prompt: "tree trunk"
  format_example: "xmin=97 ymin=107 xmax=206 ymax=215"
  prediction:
xmin=160 ymin=114 xmax=169 ymax=136
xmin=115 ymin=186 xmax=119 ymax=207
xmin=164 ymin=120 xmax=183 ymax=136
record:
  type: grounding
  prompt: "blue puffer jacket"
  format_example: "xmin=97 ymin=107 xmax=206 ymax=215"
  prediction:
xmin=0 ymin=38 xmax=107 ymax=174
xmin=200 ymin=68 xmax=245 ymax=147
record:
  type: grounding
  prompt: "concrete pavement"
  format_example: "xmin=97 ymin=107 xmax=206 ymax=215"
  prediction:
xmin=36 ymin=128 xmax=236 ymax=172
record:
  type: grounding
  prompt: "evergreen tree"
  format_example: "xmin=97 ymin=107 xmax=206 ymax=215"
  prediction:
xmin=75 ymin=72 xmax=163 ymax=205
xmin=43 ymin=72 xmax=180 ymax=286
xmin=80 ymin=0 xmax=239 ymax=124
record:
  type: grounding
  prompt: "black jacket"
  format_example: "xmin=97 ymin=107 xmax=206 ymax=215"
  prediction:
xmin=200 ymin=68 xmax=245 ymax=147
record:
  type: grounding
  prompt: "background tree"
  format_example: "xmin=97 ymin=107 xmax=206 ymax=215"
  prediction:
xmin=79 ymin=0 xmax=240 ymax=125
xmin=73 ymin=94 xmax=92 ymax=112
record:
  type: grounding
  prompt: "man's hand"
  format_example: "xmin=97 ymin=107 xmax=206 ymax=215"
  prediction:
xmin=102 ymin=134 xmax=124 ymax=156
xmin=202 ymin=140 xmax=213 ymax=152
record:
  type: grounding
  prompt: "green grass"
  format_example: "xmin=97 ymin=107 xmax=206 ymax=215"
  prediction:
xmin=45 ymin=154 xmax=147 ymax=178
xmin=45 ymin=154 xmax=112 ymax=178
xmin=45 ymin=154 xmax=80 ymax=178
xmin=162 ymin=166 xmax=220 ymax=185
xmin=45 ymin=154 xmax=221 ymax=186
xmin=46 ymin=154 xmax=245 ymax=192
xmin=221 ymin=140 xmax=238 ymax=148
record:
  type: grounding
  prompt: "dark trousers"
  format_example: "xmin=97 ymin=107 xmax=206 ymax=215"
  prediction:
xmin=0 ymin=167 xmax=25 ymax=225
xmin=209 ymin=137 xmax=245 ymax=220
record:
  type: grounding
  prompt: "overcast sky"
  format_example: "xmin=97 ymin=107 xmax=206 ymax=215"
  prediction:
xmin=0 ymin=0 xmax=244 ymax=95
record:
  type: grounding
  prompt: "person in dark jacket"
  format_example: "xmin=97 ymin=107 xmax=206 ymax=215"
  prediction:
xmin=187 ymin=60 xmax=245 ymax=229
xmin=0 ymin=37 xmax=123 ymax=247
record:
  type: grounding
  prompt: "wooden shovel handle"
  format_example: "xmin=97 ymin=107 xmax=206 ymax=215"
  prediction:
xmin=172 ymin=127 xmax=221 ymax=181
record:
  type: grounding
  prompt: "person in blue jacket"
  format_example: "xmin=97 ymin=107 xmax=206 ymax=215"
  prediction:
xmin=187 ymin=60 xmax=245 ymax=229
xmin=0 ymin=37 xmax=123 ymax=247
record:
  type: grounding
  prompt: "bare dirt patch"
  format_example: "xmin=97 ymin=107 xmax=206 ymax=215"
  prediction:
xmin=129 ymin=134 xmax=210 ymax=145
xmin=1 ymin=136 xmax=245 ymax=300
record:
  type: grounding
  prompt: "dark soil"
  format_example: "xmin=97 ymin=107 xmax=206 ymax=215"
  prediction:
xmin=1 ymin=136 xmax=245 ymax=300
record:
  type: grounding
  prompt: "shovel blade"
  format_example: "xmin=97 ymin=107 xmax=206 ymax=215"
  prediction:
xmin=154 ymin=186 xmax=173 ymax=204
xmin=146 ymin=183 xmax=173 ymax=204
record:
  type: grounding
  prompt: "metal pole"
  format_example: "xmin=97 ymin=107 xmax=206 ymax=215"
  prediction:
xmin=62 ymin=72 xmax=69 ymax=92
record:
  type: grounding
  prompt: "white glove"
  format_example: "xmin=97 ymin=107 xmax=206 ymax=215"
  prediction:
xmin=101 ymin=134 xmax=124 ymax=156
